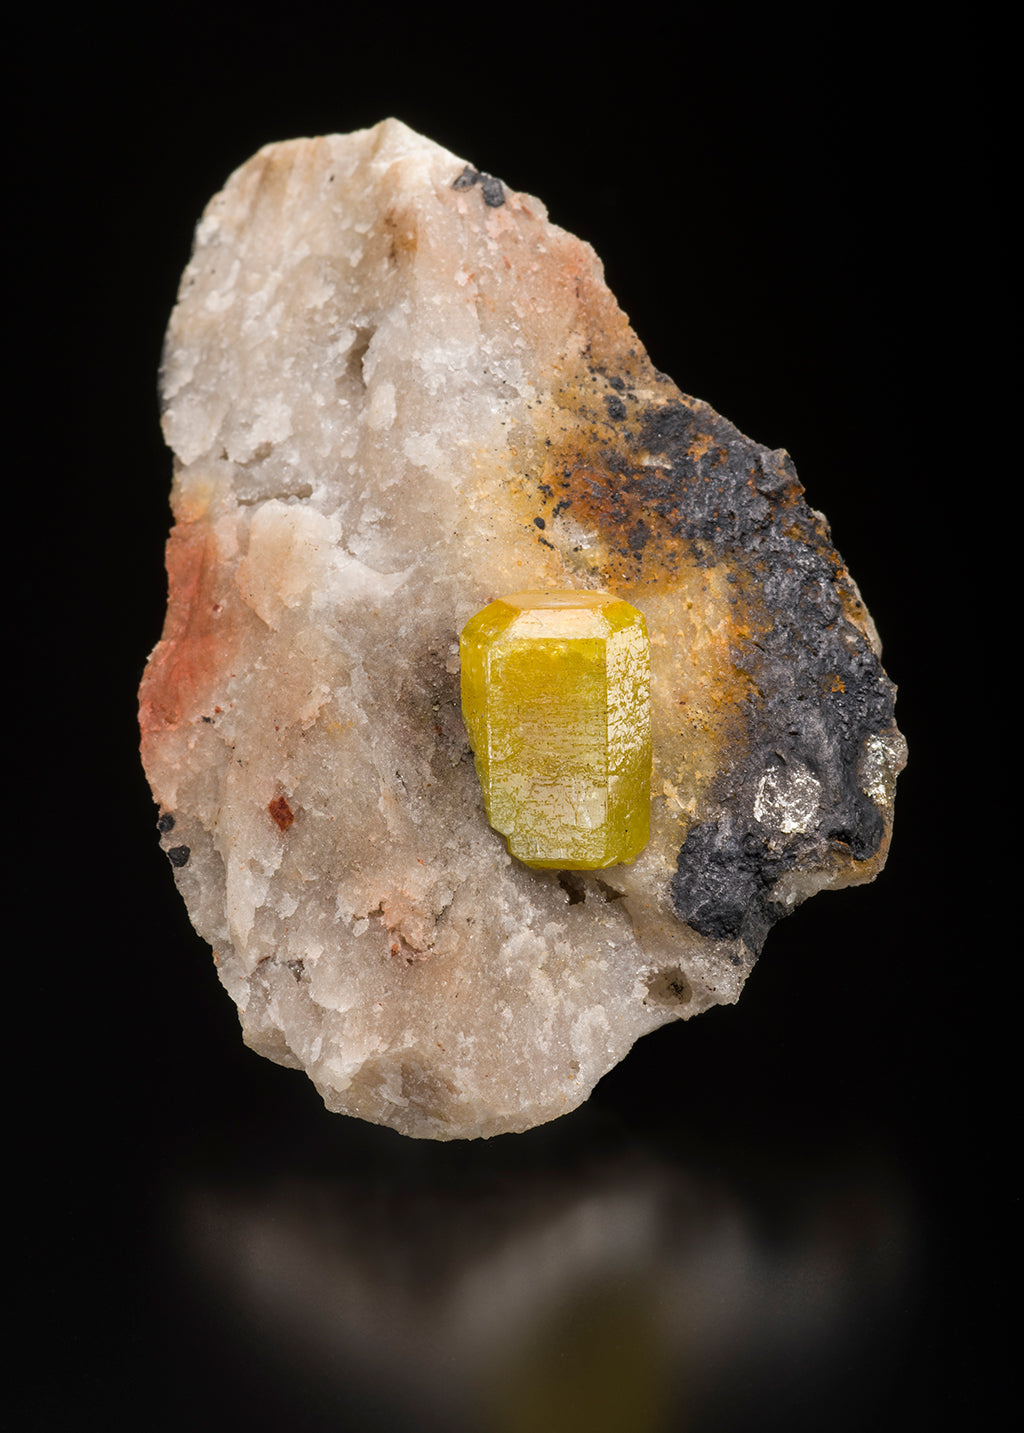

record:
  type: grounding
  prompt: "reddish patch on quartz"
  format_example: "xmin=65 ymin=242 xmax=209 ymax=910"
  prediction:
xmin=268 ymin=795 xmax=295 ymax=832
xmin=139 ymin=518 xmax=243 ymax=778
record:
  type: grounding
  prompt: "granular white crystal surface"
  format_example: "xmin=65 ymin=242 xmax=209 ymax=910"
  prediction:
xmin=140 ymin=120 xmax=905 ymax=1139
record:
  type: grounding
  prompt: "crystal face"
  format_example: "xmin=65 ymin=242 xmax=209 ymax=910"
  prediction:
xmin=460 ymin=592 xmax=652 ymax=869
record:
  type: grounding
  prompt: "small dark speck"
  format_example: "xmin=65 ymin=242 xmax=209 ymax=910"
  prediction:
xmin=480 ymin=176 xmax=505 ymax=207
xmin=167 ymin=845 xmax=191 ymax=868
xmin=201 ymin=715 xmax=213 ymax=723
xmin=533 ymin=516 xmax=546 ymax=529
xmin=452 ymin=165 xmax=480 ymax=191
xmin=156 ymin=812 xmax=175 ymax=834
xmin=604 ymin=394 xmax=627 ymax=422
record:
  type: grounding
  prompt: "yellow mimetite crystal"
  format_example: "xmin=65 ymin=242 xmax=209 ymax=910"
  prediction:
xmin=460 ymin=592 xmax=652 ymax=869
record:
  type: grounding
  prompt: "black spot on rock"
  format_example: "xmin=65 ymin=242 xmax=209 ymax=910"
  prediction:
xmin=671 ymin=821 xmax=791 ymax=949
xmin=156 ymin=812 xmax=175 ymax=834
xmin=167 ymin=845 xmax=191 ymax=868
xmin=634 ymin=400 xmax=778 ymax=549
xmin=628 ymin=519 xmax=651 ymax=554
xmin=452 ymin=165 xmax=505 ymax=207
xmin=827 ymin=800 xmax=885 ymax=859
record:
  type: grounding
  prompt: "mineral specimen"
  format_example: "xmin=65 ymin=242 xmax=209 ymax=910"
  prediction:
xmin=140 ymin=119 xmax=905 ymax=1139
xmin=460 ymin=592 xmax=651 ymax=870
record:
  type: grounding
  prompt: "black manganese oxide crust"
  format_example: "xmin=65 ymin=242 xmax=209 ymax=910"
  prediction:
xmin=157 ymin=811 xmax=190 ymax=868
xmin=650 ymin=402 xmax=892 ymax=947
xmin=451 ymin=166 xmax=505 ymax=207
xmin=531 ymin=366 xmax=897 ymax=954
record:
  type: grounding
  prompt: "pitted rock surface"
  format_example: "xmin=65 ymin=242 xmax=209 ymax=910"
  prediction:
xmin=140 ymin=120 xmax=905 ymax=1138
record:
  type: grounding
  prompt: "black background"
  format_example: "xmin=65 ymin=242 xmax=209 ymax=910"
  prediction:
xmin=14 ymin=7 xmax=1005 ymax=1430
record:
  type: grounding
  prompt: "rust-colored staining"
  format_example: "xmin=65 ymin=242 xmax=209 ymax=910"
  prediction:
xmin=514 ymin=360 xmax=735 ymax=592
xmin=383 ymin=205 xmax=419 ymax=263
xmin=139 ymin=517 xmax=247 ymax=798
xmin=388 ymin=933 xmax=431 ymax=966
xmin=487 ymin=317 xmax=897 ymax=911
xmin=687 ymin=431 xmax=714 ymax=462
xmin=835 ymin=565 xmax=878 ymax=644
xmin=268 ymin=794 xmax=295 ymax=832
xmin=493 ymin=353 xmax=773 ymax=847
xmin=687 ymin=433 xmax=728 ymax=467
xmin=524 ymin=408 xmax=652 ymax=573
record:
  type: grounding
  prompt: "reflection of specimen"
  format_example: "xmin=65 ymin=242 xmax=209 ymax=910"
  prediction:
xmin=179 ymin=1136 xmax=912 ymax=1426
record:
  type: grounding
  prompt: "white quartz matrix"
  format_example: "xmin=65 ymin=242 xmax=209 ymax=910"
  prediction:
xmin=140 ymin=121 xmax=905 ymax=1138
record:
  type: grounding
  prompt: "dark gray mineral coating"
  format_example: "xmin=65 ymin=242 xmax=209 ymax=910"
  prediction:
xmin=516 ymin=361 xmax=897 ymax=954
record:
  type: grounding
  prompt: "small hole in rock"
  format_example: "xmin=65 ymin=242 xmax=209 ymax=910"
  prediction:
xmin=595 ymin=879 xmax=625 ymax=902
xmin=347 ymin=327 xmax=374 ymax=387
xmin=558 ymin=872 xmax=586 ymax=905
xmin=645 ymin=967 xmax=692 ymax=1007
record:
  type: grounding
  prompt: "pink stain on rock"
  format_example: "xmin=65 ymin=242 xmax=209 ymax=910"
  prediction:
xmin=139 ymin=517 xmax=243 ymax=794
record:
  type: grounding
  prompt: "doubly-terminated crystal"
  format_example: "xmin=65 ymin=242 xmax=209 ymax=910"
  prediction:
xmin=460 ymin=593 xmax=651 ymax=868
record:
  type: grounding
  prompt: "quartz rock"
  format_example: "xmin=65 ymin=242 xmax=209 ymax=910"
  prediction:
xmin=140 ymin=120 xmax=906 ymax=1139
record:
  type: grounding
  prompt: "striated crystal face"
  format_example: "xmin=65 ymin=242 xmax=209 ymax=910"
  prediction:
xmin=460 ymin=592 xmax=651 ymax=869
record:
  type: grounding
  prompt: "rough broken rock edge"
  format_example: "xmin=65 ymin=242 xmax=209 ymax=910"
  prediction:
xmin=139 ymin=120 xmax=906 ymax=1139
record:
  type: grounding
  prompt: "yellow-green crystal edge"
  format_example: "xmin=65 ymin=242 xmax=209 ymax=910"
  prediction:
xmin=460 ymin=594 xmax=652 ymax=869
